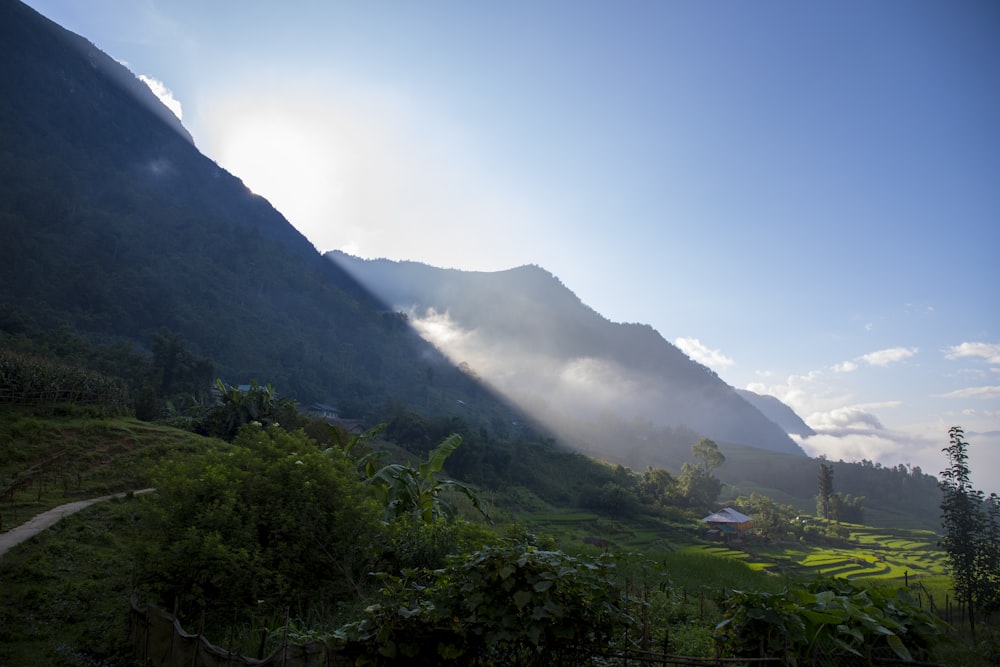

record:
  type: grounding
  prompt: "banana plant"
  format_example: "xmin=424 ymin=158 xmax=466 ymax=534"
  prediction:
xmin=362 ymin=433 xmax=489 ymax=525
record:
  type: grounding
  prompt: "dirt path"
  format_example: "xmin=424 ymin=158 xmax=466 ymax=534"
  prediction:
xmin=0 ymin=488 xmax=154 ymax=558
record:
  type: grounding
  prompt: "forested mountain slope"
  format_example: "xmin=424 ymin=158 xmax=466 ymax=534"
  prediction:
xmin=329 ymin=252 xmax=807 ymax=460
xmin=0 ymin=0 xmax=506 ymax=426
xmin=736 ymin=389 xmax=816 ymax=437
xmin=0 ymin=0 xmax=943 ymax=530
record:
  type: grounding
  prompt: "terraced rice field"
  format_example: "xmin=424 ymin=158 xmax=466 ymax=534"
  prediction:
xmin=521 ymin=509 xmax=949 ymax=599
xmin=686 ymin=523 xmax=948 ymax=584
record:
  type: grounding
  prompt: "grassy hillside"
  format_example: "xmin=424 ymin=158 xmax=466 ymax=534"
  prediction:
xmin=0 ymin=404 xmax=220 ymax=524
xmin=718 ymin=439 xmax=942 ymax=532
xmin=1 ymin=403 xmax=992 ymax=665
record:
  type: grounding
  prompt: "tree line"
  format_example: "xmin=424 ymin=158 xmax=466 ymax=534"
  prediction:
xmin=938 ymin=426 xmax=1000 ymax=641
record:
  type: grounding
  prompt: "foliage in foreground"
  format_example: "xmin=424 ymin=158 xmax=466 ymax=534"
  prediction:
xmin=0 ymin=498 xmax=141 ymax=667
xmin=715 ymin=577 xmax=949 ymax=664
xmin=939 ymin=426 xmax=1000 ymax=640
xmin=136 ymin=423 xmax=385 ymax=622
xmin=336 ymin=539 xmax=635 ymax=665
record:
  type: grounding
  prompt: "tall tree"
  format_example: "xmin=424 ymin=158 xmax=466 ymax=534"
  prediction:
xmin=817 ymin=463 xmax=834 ymax=522
xmin=692 ymin=438 xmax=725 ymax=473
xmin=138 ymin=423 xmax=385 ymax=619
xmin=680 ymin=439 xmax=725 ymax=511
xmin=938 ymin=426 xmax=999 ymax=640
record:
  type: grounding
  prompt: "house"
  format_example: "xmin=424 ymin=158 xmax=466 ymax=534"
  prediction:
xmin=702 ymin=507 xmax=753 ymax=539
xmin=308 ymin=403 xmax=340 ymax=420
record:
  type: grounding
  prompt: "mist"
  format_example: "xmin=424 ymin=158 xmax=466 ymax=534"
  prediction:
xmin=329 ymin=252 xmax=807 ymax=473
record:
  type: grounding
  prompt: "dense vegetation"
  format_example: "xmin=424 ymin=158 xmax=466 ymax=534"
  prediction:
xmin=0 ymin=344 xmax=993 ymax=665
xmin=1 ymin=0 xmax=947 ymax=533
xmin=938 ymin=426 xmax=1000 ymax=641
xmin=4 ymin=389 xmax=997 ymax=666
xmin=2 ymin=3 xmax=995 ymax=665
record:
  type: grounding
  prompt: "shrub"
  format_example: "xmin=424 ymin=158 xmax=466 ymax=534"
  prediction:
xmin=336 ymin=539 xmax=636 ymax=665
xmin=136 ymin=423 xmax=385 ymax=621
xmin=715 ymin=577 xmax=948 ymax=663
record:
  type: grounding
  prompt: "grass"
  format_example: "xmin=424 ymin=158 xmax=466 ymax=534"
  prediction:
xmin=0 ymin=404 xmax=219 ymax=526
xmin=0 ymin=496 xmax=142 ymax=666
xmin=0 ymin=403 xmax=993 ymax=665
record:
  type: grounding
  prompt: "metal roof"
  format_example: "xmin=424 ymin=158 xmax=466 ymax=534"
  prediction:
xmin=702 ymin=507 xmax=753 ymax=524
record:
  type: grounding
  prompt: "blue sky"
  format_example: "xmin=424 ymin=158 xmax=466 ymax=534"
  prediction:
xmin=24 ymin=0 xmax=1000 ymax=488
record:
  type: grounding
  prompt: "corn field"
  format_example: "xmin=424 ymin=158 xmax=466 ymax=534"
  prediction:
xmin=0 ymin=349 xmax=130 ymax=414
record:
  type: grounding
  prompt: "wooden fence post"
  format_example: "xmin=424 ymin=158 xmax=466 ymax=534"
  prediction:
xmin=282 ymin=606 xmax=290 ymax=667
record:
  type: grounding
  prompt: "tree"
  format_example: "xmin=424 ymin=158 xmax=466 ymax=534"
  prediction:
xmin=692 ymin=437 xmax=725 ymax=473
xmin=680 ymin=439 xmax=725 ymax=511
xmin=733 ymin=492 xmax=797 ymax=540
xmin=638 ymin=466 xmax=681 ymax=510
xmin=938 ymin=426 xmax=1000 ymax=639
xmin=817 ymin=463 xmax=834 ymax=521
xmin=202 ymin=378 xmax=300 ymax=440
xmin=356 ymin=432 xmax=490 ymax=525
xmin=150 ymin=329 xmax=213 ymax=402
xmin=138 ymin=423 xmax=385 ymax=621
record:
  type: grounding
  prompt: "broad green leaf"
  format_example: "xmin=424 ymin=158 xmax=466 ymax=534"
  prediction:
xmin=419 ymin=433 xmax=462 ymax=478
xmin=886 ymin=634 xmax=913 ymax=662
xmin=802 ymin=610 xmax=844 ymax=626
xmin=438 ymin=643 xmax=464 ymax=659
xmin=534 ymin=579 xmax=554 ymax=592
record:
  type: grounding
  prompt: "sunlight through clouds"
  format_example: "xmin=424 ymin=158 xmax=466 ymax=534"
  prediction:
xmin=200 ymin=79 xmax=540 ymax=268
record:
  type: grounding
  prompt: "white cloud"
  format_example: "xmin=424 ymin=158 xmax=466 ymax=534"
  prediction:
xmin=808 ymin=406 xmax=885 ymax=433
xmin=746 ymin=370 xmax=849 ymax=418
xmin=791 ymin=402 xmax=949 ymax=477
xmin=936 ymin=386 xmax=1000 ymax=400
xmin=832 ymin=361 xmax=858 ymax=373
xmin=794 ymin=427 xmax=946 ymax=478
xmin=804 ymin=402 xmax=900 ymax=434
xmin=675 ymin=337 xmax=734 ymax=370
xmin=860 ymin=347 xmax=918 ymax=367
xmin=408 ymin=308 xmax=471 ymax=346
xmin=945 ymin=342 xmax=1000 ymax=365
xmin=138 ymin=74 xmax=183 ymax=120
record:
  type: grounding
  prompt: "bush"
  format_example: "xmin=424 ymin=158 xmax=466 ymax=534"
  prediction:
xmin=715 ymin=577 xmax=948 ymax=663
xmin=136 ymin=423 xmax=385 ymax=622
xmin=337 ymin=539 xmax=636 ymax=665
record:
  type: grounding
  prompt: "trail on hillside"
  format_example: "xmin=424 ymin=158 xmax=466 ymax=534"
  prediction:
xmin=0 ymin=489 xmax=154 ymax=558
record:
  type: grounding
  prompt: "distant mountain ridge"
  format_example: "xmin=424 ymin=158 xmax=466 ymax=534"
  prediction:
xmin=0 ymin=0 xmax=517 ymax=428
xmin=736 ymin=389 xmax=816 ymax=437
xmin=328 ymin=252 xmax=809 ymax=463
xmin=1 ymin=0 xmax=947 ymax=530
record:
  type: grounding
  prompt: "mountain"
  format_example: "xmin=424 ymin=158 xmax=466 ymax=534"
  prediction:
xmin=2 ymin=1 xmax=944 ymax=529
xmin=327 ymin=252 xmax=809 ymax=469
xmin=0 ymin=0 xmax=517 ymax=429
xmin=736 ymin=389 xmax=816 ymax=437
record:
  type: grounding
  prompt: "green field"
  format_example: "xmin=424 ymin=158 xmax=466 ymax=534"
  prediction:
xmin=0 ymin=405 xmax=986 ymax=665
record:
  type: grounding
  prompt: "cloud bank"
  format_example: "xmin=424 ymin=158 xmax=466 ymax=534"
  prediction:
xmin=675 ymin=337 xmax=734 ymax=369
xmin=946 ymin=342 xmax=1000 ymax=365
xmin=138 ymin=74 xmax=183 ymax=120
xmin=860 ymin=347 xmax=918 ymax=367
xmin=936 ymin=386 xmax=1000 ymax=400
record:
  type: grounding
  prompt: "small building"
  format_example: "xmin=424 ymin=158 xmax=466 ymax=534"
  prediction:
xmin=309 ymin=403 xmax=340 ymax=420
xmin=702 ymin=507 xmax=753 ymax=539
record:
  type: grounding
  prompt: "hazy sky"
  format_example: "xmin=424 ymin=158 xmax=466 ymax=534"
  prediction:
xmin=24 ymin=0 xmax=1000 ymax=488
